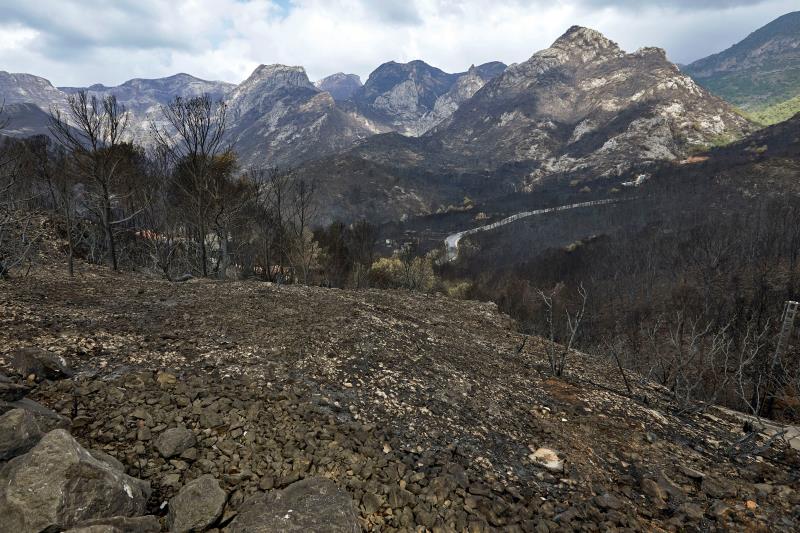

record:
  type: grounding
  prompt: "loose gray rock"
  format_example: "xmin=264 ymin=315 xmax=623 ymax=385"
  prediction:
xmin=167 ymin=475 xmax=227 ymax=532
xmin=155 ymin=427 xmax=197 ymax=459
xmin=64 ymin=515 xmax=161 ymax=533
xmin=90 ymin=448 xmax=126 ymax=472
xmin=0 ymin=408 xmax=42 ymax=461
xmin=10 ymin=347 xmax=74 ymax=380
xmin=228 ymin=477 xmax=360 ymax=533
xmin=0 ymin=429 xmax=151 ymax=533
xmin=0 ymin=397 xmax=71 ymax=432
xmin=0 ymin=381 xmax=30 ymax=402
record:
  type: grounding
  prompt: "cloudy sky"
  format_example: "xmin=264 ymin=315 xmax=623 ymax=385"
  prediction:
xmin=0 ymin=0 xmax=796 ymax=87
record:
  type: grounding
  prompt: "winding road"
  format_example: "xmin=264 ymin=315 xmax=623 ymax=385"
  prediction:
xmin=444 ymin=198 xmax=621 ymax=261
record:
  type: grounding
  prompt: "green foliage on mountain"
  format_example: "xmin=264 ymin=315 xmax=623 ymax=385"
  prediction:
xmin=746 ymin=94 xmax=800 ymax=126
xmin=684 ymin=11 xmax=800 ymax=110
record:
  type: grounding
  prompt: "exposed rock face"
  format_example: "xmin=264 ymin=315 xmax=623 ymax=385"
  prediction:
xmin=226 ymin=64 xmax=380 ymax=167
xmin=295 ymin=26 xmax=755 ymax=223
xmin=0 ymin=102 xmax=59 ymax=139
xmin=416 ymin=64 xmax=507 ymax=134
xmin=0 ymin=409 xmax=42 ymax=461
xmin=167 ymin=475 xmax=227 ymax=532
xmin=435 ymin=25 xmax=754 ymax=185
xmin=352 ymin=60 xmax=506 ymax=135
xmin=59 ymin=73 xmax=233 ymax=112
xmin=315 ymin=73 xmax=363 ymax=101
xmin=353 ymin=60 xmax=458 ymax=135
xmin=0 ymin=429 xmax=151 ymax=533
xmin=60 ymin=73 xmax=235 ymax=146
xmin=683 ymin=11 xmax=800 ymax=109
xmin=0 ymin=71 xmax=67 ymax=113
xmin=228 ymin=477 xmax=360 ymax=533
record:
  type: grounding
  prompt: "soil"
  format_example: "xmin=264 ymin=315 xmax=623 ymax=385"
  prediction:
xmin=2 ymin=264 xmax=799 ymax=531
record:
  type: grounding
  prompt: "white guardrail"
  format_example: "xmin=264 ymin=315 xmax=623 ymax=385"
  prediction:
xmin=444 ymin=198 xmax=622 ymax=261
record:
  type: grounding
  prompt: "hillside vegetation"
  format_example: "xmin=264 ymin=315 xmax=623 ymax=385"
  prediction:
xmin=747 ymin=95 xmax=800 ymax=125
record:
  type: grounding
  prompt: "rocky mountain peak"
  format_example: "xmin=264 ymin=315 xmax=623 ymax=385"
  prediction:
xmin=0 ymin=71 xmax=67 ymax=112
xmin=314 ymin=72 xmax=362 ymax=101
xmin=243 ymin=64 xmax=315 ymax=91
xmin=550 ymin=25 xmax=622 ymax=59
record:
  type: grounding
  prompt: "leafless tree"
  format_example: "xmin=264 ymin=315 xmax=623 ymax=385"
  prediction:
xmin=537 ymin=283 xmax=588 ymax=376
xmin=288 ymin=177 xmax=317 ymax=283
xmin=49 ymin=92 xmax=130 ymax=270
xmin=252 ymin=166 xmax=292 ymax=282
xmin=152 ymin=94 xmax=229 ymax=277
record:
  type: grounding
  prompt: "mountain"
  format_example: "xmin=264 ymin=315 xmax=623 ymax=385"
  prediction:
xmin=225 ymin=64 xmax=380 ymax=167
xmin=59 ymin=73 xmax=234 ymax=112
xmin=435 ymin=26 xmax=754 ymax=181
xmin=297 ymin=26 xmax=755 ymax=223
xmin=746 ymin=94 xmax=800 ymax=126
xmin=60 ymin=73 xmax=235 ymax=145
xmin=352 ymin=60 xmax=507 ymax=136
xmin=683 ymin=11 xmax=800 ymax=112
xmin=0 ymin=71 xmax=67 ymax=114
xmin=0 ymin=103 xmax=57 ymax=138
xmin=314 ymin=73 xmax=362 ymax=101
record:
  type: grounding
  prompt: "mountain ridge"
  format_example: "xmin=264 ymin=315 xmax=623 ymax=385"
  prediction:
xmin=684 ymin=11 xmax=800 ymax=110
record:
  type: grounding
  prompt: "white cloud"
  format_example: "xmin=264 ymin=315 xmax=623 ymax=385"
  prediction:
xmin=0 ymin=0 xmax=795 ymax=87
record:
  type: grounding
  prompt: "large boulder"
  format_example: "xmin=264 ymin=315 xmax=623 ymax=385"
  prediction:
xmin=154 ymin=427 xmax=196 ymax=459
xmin=167 ymin=475 xmax=227 ymax=532
xmin=9 ymin=347 xmax=74 ymax=380
xmin=0 ymin=408 xmax=42 ymax=461
xmin=63 ymin=515 xmax=161 ymax=533
xmin=228 ymin=477 xmax=360 ymax=533
xmin=0 ymin=429 xmax=151 ymax=533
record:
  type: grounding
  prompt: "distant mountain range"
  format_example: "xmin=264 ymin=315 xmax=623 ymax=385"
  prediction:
xmin=683 ymin=11 xmax=800 ymax=122
xmin=4 ymin=15 xmax=799 ymax=223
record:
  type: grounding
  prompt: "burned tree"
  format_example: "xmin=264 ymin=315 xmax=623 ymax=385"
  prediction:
xmin=152 ymin=95 xmax=229 ymax=277
xmin=49 ymin=92 xmax=130 ymax=270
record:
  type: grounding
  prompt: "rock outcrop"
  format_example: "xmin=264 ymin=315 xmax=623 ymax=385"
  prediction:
xmin=352 ymin=60 xmax=506 ymax=135
xmin=225 ymin=64 xmax=380 ymax=167
xmin=10 ymin=346 xmax=74 ymax=381
xmin=315 ymin=73 xmax=363 ymax=101
xmin=293 ymin=25 xmax=756 ymax=223
xmin=59 ymin=73 xmax=235 ymax=147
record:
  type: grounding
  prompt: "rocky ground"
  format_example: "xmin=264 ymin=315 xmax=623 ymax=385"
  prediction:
xmin=1 ymin=264 xmax=800 ymax=532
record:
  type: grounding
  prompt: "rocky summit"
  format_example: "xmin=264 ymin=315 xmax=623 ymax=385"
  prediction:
xmin=225 ymin=64 xmax=380 ymax=167
xmin=294 ymin=26 xmax=755 ymax=223
xmin=316 ymin=73 xmax=364 ymax=102
xmin=0 ymin=265 xmax=798 ymax=531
